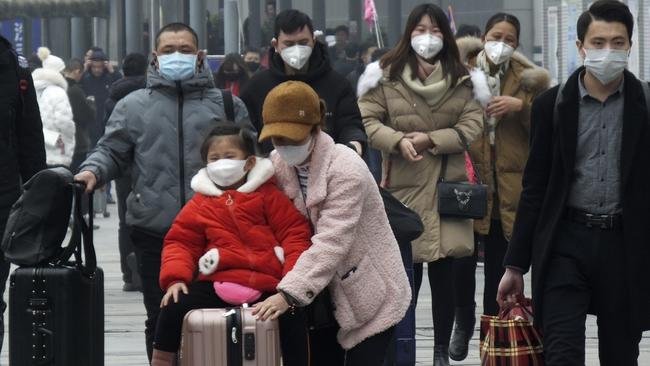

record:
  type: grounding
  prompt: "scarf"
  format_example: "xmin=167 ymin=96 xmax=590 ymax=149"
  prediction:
xmin=476 ymin=50 xmax=509 ymax=145
xmin=400 ymin=61 xmax=452 ymax=109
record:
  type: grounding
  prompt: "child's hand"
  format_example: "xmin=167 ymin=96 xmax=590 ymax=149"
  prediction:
xmin=199 ymin=249 xmax=219 ymax=275
xmin=252 ymin=293 xmax=290 ymax=321
xmin=160 ymin=282 xmax=189 ymax=308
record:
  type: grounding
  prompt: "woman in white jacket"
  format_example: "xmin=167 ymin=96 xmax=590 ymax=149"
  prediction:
xmin=33 ymin=47 xmax=75 ymax=167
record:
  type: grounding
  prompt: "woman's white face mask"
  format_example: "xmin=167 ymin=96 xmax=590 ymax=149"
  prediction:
xmin=275 ymin=136 xmax=313 ymax=167
xmin=484 ymin=41 xmax=515 ymax=65
xmin=410 ymin=34 xmax=444 ymax=59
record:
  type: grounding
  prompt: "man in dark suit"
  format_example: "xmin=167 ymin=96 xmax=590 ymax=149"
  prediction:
xmin=498 ymin=1 xmax=650 ymax=365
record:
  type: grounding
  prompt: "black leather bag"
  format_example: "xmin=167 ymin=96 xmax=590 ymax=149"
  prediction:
xmin=437 ymin=129 xmax=488 ymax=219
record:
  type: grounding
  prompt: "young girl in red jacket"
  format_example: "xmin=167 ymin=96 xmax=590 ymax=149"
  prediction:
xmin=151 ymin=123 xmax=312 ymax=366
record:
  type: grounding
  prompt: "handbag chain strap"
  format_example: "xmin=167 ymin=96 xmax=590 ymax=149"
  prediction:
xmin=439 ymin=128 xmax=484 ymax=184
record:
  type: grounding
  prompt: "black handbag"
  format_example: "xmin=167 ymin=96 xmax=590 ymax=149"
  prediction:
xmin=437 ymin=129 xmax=488 ymax=219
xmin=380 ymin=187 xmax=424 ymax=245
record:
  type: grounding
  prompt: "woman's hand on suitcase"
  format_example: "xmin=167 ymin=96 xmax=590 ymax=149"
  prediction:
xmin=161 ymin=282 xmax=189 ymax=308
xmin=252 ymin=293 xmax=289 ymax=321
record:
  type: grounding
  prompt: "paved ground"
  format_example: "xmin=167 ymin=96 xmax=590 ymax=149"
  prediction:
xmin=1 ymin=198 xmax=649 ymax=365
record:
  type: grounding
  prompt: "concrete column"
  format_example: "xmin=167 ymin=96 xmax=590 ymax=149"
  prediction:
xmin=348 ymin=0 xmax=362 ymax=42
xmin=387 ymin=0 xmax=402 ymax=47
xmin=93 ymin=17 xmax=109 ymax=51
xmin=109 ymin=0 xmax=126 ymax=62
xmin=71 ymin=17 xmax=91 ymax=59
xmin=162 ymin=0 xmax=180 ymax=25
xmin=125 ymin=0 xmax=143 ymax=54
xmin=278 ymin=0 xmax=292 ymax=12
xmin=190 ymin=0 xmax=207 ymax=49
xmin=150 ymin=0 xmax=160 ymax=51
xmin=247 ymin=0 xmax=261 ymax=49
xmin=48 ymin=18 xmax=72 ymax=60
xmin=532 ymin=0 xmax=543 ymax=66
xmin=224 ymin=0 xmax=240 ymax=54
xmin=312 ymin=0 xmax=326 ymax=31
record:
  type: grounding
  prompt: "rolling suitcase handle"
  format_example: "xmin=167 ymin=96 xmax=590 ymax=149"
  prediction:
xmin=54 ymin=183 xmax=98 ymax=275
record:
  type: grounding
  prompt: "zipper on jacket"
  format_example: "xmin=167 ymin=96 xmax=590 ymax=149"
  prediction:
xmin=176 ymin=82 xmax=186 ymax=207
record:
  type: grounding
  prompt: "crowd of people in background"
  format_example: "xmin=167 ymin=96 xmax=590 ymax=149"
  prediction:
xmin=1 ymin=0 xmax=649 ymax=365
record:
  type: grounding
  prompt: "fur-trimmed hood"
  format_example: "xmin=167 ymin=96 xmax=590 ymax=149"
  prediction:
xmin=456 ymin=36 xmax=551 ymax=95
xmin=356 ymin=60 xmax=492 ymax=108
xmin=191 ymin=157 xmax=275 ymax=196
xmin=32 ymin=67 xmax=68 ymax=92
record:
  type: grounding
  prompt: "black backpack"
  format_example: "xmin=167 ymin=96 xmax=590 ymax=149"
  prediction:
xmin=1 ymin=167 xmax=76 ymax=266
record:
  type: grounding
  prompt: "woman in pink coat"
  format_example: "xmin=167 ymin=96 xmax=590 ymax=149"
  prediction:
xmin=253 ymin=80 xmax=410 ymax=366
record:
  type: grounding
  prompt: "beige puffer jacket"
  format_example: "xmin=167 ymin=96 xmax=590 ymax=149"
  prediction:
xmin=457 ymin=36 xmax=551 ymax=239
xmin=358 ymin=62 xmax=487 ymax=263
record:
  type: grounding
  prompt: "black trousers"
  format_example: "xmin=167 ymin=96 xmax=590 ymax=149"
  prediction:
xmin=344 ymin=326 xmax=395 ymax=366
xmin=453 ymin=238 xmax=479 ymax=308
xmin=453 ymin=221 xmax=507 ymax=319
xmin=542 ymin=220 xmax=642 ymax=366
xmin=115 ymin=175 xmax=134 ymax=283
xmin=277 ymin=300 xmax=345 ymax=366
xmin=0 ymin=208 xmax=12 ymax=353
xmin=413 ymin=258 xmax=455 ymax=347
xmin=129 ymin=228 xmax=165 ymax=362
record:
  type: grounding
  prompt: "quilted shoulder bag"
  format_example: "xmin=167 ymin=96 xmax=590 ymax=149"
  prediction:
xmin=437 ymin=129 xmax=488 ymax=219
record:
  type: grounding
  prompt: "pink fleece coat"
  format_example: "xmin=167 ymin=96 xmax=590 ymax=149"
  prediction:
xmin=272 ymin=131 xmax=411 ymax=350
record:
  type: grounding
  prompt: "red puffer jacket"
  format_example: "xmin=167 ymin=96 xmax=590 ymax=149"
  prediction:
xmin=160 ymin=158 xmax=312 ymax=292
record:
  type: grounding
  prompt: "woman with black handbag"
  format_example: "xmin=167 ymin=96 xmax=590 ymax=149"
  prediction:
xmin=357 ymin=4 xmax=487 ymax=365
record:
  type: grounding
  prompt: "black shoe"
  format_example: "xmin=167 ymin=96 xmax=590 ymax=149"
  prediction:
xmin=122 ymin=282 xmax=141 ymax=292
xmin=449 ymin=305 xmax=476 ymax=361
xmin=107 ymin=196 xmax=116 ymax=204
xmin=433 ymin=345 xmax=450 ymax=366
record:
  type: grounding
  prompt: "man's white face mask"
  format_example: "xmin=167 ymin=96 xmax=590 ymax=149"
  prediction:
xmin=583 ymin=48 xmax=629 ymax=85
xmin=280 ymin=45 xmax=313 ymax=70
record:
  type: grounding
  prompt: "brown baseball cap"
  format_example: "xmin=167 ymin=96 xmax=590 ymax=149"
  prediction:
xmin=259 ymin=81 xmax=323 ymax=142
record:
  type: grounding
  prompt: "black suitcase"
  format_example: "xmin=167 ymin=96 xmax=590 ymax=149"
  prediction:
xmin=9 ymin=185 xmax=104 ymax=366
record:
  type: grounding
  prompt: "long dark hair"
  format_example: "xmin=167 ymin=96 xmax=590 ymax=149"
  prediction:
xmin=380 ymin=4 xmax=467 ymax=85
xmin=214 ymin=53 xmax=251 ymax=89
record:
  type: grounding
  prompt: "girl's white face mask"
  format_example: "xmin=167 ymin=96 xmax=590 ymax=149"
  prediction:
xmin=583 ymin=48 xmax=629 ymax=85
xmin=206 ymin=159 xmax=248 ymax=187
xmin=410 ymin=34 xmax=444 ymax=59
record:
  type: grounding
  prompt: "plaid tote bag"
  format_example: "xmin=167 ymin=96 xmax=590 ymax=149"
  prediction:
xmin=480 ymin=298 xmax=544 ymax=366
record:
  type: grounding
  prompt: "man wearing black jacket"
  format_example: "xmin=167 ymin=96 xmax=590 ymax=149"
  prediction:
xmin=0 ymin=34 xmax=46 ymax=353
xmin=498 ymin=1 xmax=650 ymax=364
xmin=240 ymin=9 xmax=367 ymax=156
xmin=64 ymin=58 xmax=95 ymax=174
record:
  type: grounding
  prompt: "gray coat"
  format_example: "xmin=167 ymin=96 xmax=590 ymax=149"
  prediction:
xmin=80 ymin=66 xmax=251 ymax=237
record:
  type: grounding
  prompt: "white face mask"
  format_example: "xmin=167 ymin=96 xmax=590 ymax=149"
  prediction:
xmin=280 ymin=45 xmax=313 ymax=70
xmin=484 ymin=41 xmax=515 ymax=65
xmin=206 ymin=159 xmax=248 ymax=188
xmin=275 ymin=136 xmax=313 ymax=167
xmin=583 ymin=48 xmax=629 ymax=85
xmin=410 ymin=34 xmax=443 ymax=59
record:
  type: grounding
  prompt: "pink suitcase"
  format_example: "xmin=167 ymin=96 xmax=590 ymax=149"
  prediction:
xmin=179 ymin=308 xmax=281 ymax=366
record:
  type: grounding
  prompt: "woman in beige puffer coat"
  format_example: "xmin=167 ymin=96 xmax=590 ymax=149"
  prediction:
xmin=357 ymin=4 xmax=486 ymax=366
xmin=448 ymin=13 xmax=550 ymax=363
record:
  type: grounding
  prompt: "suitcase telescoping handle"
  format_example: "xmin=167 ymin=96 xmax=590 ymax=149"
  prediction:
xmin=54 ymin=182 xmax=97 ymax=275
